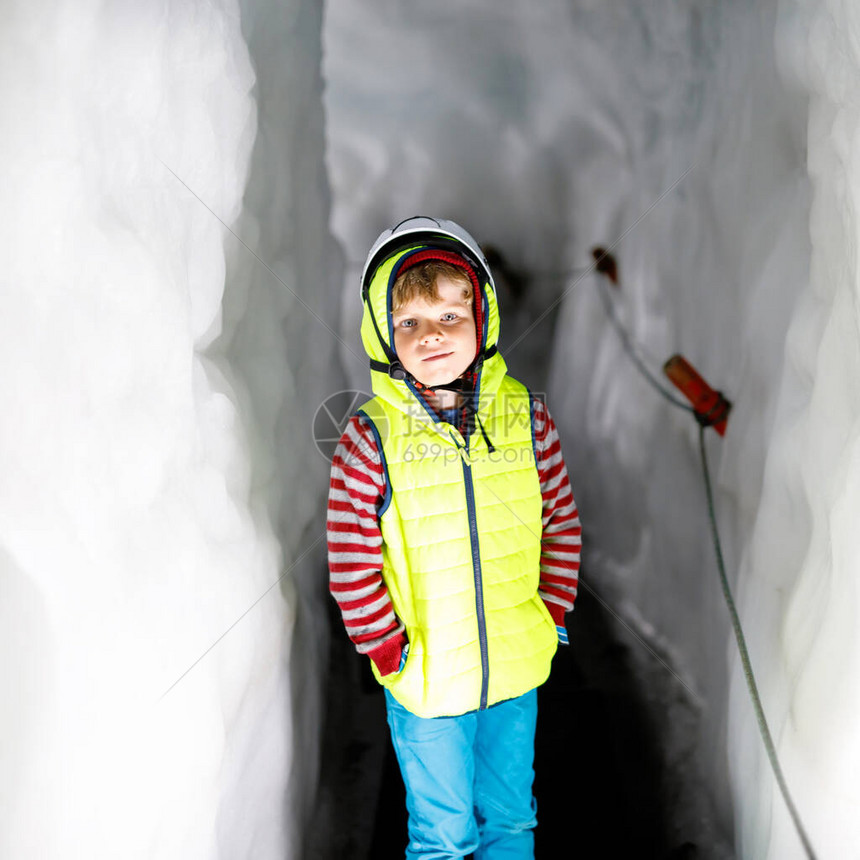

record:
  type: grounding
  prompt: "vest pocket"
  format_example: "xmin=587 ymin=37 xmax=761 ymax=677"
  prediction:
xmin=533 ymin=594 xmax=559 ymax=646
xmin=381 ymin=630 xmax=419 ymax=689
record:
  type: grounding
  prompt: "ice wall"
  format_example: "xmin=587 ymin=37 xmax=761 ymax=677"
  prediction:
xmin=0 ymin=2 xmax=335 ymax=858
xmin=225 ymin=0 xmax=341 ymax=852
xmin=545 ymin=2 xmax=813 ymax=850
xmin=731 ymin=2 xmax=860 ymax=856
xmin=548 ymin=1 xmax=860 ymax=854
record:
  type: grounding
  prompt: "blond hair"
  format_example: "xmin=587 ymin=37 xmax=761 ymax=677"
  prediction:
xmin=392 ymin=261 xmax=473 ymax=312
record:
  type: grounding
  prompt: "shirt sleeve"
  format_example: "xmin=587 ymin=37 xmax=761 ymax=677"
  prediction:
xmin=327 ymin=414 xmax=406 ymax=676
xmin=532 ymin=396 xmax=582 ymax=627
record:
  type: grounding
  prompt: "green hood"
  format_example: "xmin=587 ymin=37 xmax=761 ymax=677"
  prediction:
xmin=360 ymin=244 xmax=508 ymax=425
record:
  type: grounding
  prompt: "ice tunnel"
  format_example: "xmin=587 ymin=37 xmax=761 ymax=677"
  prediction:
xmin=2 ymin=1 xmax=859 ymax=858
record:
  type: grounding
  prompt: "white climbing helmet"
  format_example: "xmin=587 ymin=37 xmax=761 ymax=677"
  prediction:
xmin=360 ymin=216 xmax=495 ymax=299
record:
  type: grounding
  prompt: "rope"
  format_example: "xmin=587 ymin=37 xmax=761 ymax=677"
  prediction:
xmin=698 ymin=427 xmax=817 ymax=860
xmin=592 ymin=258 xmax=818 ymax=858
xmin=593 ymin=274 xmax=696 ymax=411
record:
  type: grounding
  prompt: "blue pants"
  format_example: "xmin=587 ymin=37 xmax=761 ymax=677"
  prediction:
xmin=384 ymin=688 xmax=538 ymax=860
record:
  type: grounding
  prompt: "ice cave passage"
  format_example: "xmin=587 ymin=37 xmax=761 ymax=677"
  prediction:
xmin=3 ymin=1 xmax=860 ymax=859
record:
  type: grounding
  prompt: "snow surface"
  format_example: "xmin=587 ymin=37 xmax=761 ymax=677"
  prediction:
xmin=3 ymin=0 xmax=859 ymax=857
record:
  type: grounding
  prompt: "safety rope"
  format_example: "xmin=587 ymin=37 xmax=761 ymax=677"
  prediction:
xmin=593 ymin=273 xmax=695 ymax=411
xmin=593 ymin=260 xmax=818 ymax=860
xmin=698 ymin=427 xmax=818 ymax=860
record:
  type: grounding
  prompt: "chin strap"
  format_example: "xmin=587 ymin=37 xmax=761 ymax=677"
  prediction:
xmin=368 ymin=348 xmax=498 ymax=453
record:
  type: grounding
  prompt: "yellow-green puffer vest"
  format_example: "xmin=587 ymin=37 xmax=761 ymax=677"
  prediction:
xmin=358 ymin=245 xmax=558 ymax=718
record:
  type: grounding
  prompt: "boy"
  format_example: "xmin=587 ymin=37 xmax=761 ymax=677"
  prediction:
xmin=327 ymin=217 xmax=581 ymax=859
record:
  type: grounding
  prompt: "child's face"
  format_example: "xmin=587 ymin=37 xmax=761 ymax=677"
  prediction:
xmin=392 ymin=274 xmax=477 ymax=389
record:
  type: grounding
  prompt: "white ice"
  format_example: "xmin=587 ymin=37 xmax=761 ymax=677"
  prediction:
xmin=1 ymin=2 xmax=335 ymax=858
xmin=3 ymin=0 xmax=860 ymax=857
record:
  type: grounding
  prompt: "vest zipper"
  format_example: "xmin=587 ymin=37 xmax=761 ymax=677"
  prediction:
xmin=461 ymin=450 xmax=490 ymax=711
